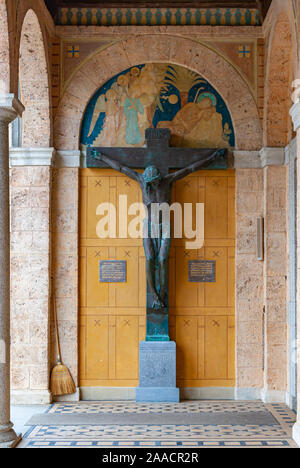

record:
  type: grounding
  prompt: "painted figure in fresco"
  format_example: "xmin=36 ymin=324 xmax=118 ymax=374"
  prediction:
xmin=158 ymin=94 xmax=230 ymax=148
xmin=115 ymin=72 xmax=146 ymax=146
xmin=188 ymin=96 xmax=230 ymax=148
xmin=132 ymin=64 xmax=160 ymax=126
xmin=92 ymin=150 xmax=221 ymax=310
xmin=128 ymin=64 xmax=169 ymax=139
xmin=83 ymin=64 xmax=234 ymax=150
xmin=114 ymin=74 xmax=130 ymax=146
xmin=124 ymin=95 xmax=145 ymax=145
xmin=93 ymin=89 xmax=120 ymax=147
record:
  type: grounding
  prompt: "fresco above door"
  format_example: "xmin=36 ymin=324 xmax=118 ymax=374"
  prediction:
xmin=81 ymin=63 xmax=235 ymax=149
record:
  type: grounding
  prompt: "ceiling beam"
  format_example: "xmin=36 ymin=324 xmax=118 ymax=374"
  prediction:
xmin=45 ymin=0 xmax=273 ymax=21
xmin=57 ymin=1 xmax=262 ymax=8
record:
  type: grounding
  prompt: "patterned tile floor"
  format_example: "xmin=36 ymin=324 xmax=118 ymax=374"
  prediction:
xmin=18 ymin=401 xmax=298 ymax=448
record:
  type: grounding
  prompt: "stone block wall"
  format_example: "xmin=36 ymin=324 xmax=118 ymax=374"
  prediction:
xmin=235 ymin=169 xmax=264 ymax=392
xmin=297 ymin=131 xmax=300 ymax=413
xmin=8 ymin=163 xmax=290 ymax=402
xmin=10 ymin=166 xmax=51 ymax=403
xmin=235 ymin=164 xmax=288 ymax=400
xmin=51 ymin=168 xmax=79 ymax=388
xmin=5 ymin=5 xmax=293 ymax=403
xmin=263 ymin=165 xmax=287 ymax=396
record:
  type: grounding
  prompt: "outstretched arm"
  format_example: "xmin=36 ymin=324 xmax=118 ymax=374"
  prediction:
xmin=166 ymin=149 xmax=224 ymax=184
xmin=92 ymin=151 xmax=142 ymax=182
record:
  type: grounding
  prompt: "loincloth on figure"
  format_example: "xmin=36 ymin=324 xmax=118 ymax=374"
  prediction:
xmin=143 ymin=219 xmax=171 ymax=241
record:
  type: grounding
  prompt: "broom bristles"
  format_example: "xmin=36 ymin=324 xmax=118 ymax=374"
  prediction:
xmin=50 ymin=363 xmax=76 ymax=396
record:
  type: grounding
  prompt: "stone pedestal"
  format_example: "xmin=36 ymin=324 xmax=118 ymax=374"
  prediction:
xmin=136 ymin=341 xmax=179 ymax=402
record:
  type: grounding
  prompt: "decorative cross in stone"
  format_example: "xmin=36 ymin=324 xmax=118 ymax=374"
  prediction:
xmin=87 ymin=128 xmax=228 ymax=342
xmin=67 ymin=45 xmax=80 ymax=58
xmin=238 ymin=45 xmax=251 ymax=58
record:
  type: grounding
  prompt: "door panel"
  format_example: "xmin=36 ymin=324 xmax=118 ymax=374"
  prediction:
xmin=79 ymin=169 xmax=235 ymax=388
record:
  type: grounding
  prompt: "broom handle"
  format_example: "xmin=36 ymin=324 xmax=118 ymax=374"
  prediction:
xmin=53 ymin=295 xmax=62 ymax=364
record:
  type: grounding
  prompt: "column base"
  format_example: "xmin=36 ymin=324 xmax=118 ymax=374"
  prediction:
xmin=235 ymin=387 xmax=287 ymax=403
xmin=137 ymin=341 xmax=179 ymax=402
xmin=11 ymin=389 xmax=52 ymax=405
xmin=0 ymin=423 xmax=21 ymax=448
xmin=261 ymin=389 xmax=286 ymax=404
xmin=80 ymin=387 xmax=135 ymax=401
xmin=182 ymin=387 xmax=234 ymax=400
xmin=293 ymin=422 xmax=300 ymax=447
xmin=0 ymin=434 xmax=22 ymax=449
xmin=54 ymin=388 xmax=80 ymax=402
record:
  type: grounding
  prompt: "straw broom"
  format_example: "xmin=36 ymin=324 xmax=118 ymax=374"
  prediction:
xmin=50 ymin=296 xmax=76 ymax=396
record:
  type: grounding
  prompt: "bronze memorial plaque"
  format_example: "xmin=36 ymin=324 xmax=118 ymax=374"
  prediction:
xmin=188 ymin=260 xmax=216 ymax=283
xmin=99 ymin=260 xmax=127 ymax=283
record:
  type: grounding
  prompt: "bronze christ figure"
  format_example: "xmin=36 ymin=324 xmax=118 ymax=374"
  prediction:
xmin=93 ymin=150 xmax=220 ymax=310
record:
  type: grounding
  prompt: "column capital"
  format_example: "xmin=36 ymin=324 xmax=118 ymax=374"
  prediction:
xmin=259 ymin=147 xmax=285 ymax=168
xmin=9 ymin=147 xmax=55 ymax=167
xmin=54 ymin=149 xmax=81 ymax=168
xmin=290 ymin=102 xmax=300 ymax=132
xmin=233 ymin=148 xmax=286 ymax=169
xmin=233 ymin=150 xmax=261 ymax=169
xmin=0 ymin=94 xmax=24 ymax=123
xmin=285 ymin=138 xmax=297 ymax=164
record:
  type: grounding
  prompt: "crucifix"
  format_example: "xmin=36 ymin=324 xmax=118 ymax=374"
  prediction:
xmin=87 ymin=128 xmax=227 ymax=342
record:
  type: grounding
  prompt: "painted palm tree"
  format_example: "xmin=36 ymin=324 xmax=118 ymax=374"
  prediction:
xmin=162 ymin=66 xmax=206 ymax=107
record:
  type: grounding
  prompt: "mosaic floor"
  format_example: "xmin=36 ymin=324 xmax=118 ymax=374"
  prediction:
xmin=18 ymin=401 xmax=298 ymax=448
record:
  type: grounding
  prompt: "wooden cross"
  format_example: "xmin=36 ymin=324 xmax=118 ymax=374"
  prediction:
xmin=86 ymin=128 xmax=228 ymax=174
xmin=87 ymin=128 xmax=228 ymax=341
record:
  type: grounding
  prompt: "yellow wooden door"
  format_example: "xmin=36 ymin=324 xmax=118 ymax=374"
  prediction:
xmin=79 ymin=168 xmax=235 ymax=388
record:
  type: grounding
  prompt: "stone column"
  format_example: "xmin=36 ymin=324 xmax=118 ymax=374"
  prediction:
xmin=9 ymin=147 xmax=54 ymax=405
xmin=290 ymin=93 xmax=300 ymax=446
xmin=233 ymin=149 xmax=287 ymax=403
xmin=285 ymin=138 xmax=297 ymax=411
xmin=0 ymin=94 xmax=24 ymax=448
xmin=51 ymin=150 xmax=80 ymax=401
xmin=9 ymin=148 xmax=80 ymax=404
xmin=234 ymin=151 xmax=264 ymax=400
xmin=260 ymin=148 xmax=287 ymax=404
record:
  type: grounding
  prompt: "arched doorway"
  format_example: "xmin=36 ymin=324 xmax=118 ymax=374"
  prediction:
xmin=264 ymin=13 xmax=294 ymax=147
xmin=9 ymin=7 xmax=52 ymax=404
xmin=54 ymin=35 xmax=261 ymax=151
xmin=78 ymin=63 xmax=236 ymax=397
xmin=265 ymin=11 xmax=297 ymax=410
xmin=19 ymin=9 xmax=50 ymax=147
xmin=53 ymin=34 xmax=262 ymax=399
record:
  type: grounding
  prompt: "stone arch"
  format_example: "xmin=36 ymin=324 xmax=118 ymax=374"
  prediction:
xmin=54 ymin=35 xmax=262 ymax=151
xmin=18 ymin=8 xmax=51 ymax=147
xmin=264 ymin=8 xmax=296 ymax=146
xmin=0 ymin=0 xmax=10 ymax=93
